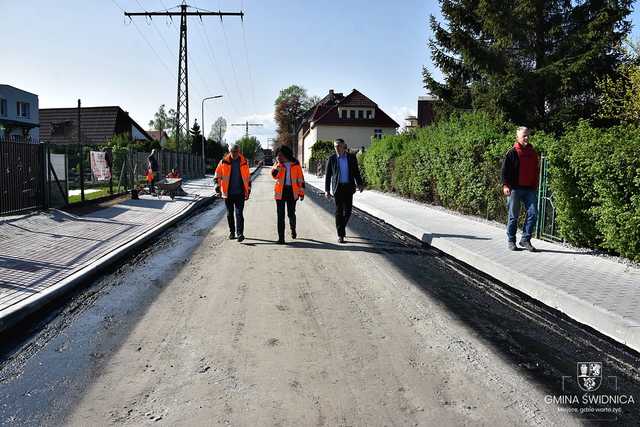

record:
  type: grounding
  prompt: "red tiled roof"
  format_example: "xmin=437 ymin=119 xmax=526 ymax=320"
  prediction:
xmin=305 ymin=90 xmax=344 ymax=123
xmin=340 ymin=90 xmax=376 ymax=107
xmin=148 ymin=130 xmax=168 ymax=141
xmin=311 ymin=89 xmax=399 ymax=128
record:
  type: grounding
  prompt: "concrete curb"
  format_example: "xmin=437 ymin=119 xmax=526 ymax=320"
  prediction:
xmin=0 ymin=168 xmax=262 ymax=332
xmin=307 ymin=180 xmax=640 ymax=354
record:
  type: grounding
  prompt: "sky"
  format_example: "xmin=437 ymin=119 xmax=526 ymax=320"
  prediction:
xmin=2 ymin=0 xmax=639 ymax=147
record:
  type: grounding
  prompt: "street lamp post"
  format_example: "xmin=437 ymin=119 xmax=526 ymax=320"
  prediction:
xmin=201 ymin=95 xmax=223 ymax=175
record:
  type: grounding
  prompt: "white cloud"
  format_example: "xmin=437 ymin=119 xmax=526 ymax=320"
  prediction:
xmin=387 ymin=106 xmax=416 ymax=133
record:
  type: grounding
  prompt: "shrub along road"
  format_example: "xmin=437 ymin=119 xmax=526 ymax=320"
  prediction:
xmin=1 ymin=170 xmax=638 ymax=425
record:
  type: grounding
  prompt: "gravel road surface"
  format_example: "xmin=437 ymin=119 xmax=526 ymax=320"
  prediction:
xmin=2 ymin=170 xmax=638 ymax=426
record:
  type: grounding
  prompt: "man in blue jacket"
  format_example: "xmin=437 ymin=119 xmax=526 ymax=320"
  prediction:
xmin=324 ymin=139 xmax=364 ymax=243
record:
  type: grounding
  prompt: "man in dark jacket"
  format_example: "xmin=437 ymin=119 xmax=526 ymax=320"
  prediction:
xmin=325 ymin=139 xmax=364 ymax=243
xmin=501 ymin=127 xmax=539 ymax=252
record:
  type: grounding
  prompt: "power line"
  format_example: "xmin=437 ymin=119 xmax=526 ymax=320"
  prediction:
xmin=142 ymin=0 xmax=215 ymax=110
xmin=185 ymin=5 xmax=251 ymax=119
xmin=124 ymin=2 xmax=244 ymax=162
xmin=219 ymin=19 xmax=249 ymax=115
xmin=198 ymin=21 xmax=242 ymax=117
xmin=240 ymin=18 xmax=257 ymax=114
xmin=112 ymin=0 xmax=175 ymax=80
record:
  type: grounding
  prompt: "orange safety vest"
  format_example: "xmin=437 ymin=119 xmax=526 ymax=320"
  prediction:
xmin=272 ymin=161 xmax=305 ymax=200
xmin=215 ymin=153 xmax=251 ymax=198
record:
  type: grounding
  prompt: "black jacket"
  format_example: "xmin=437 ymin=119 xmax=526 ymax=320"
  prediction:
xmin=324 ymin=152 xmax=363 ymax=195
xmin=501 ymin=147 xmax=538 ymax=189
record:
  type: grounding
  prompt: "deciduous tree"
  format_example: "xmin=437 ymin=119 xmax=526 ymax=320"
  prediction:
xmin=274 ymin=85 xmax=317 ymax=151
xmin=209 ymin=116 xmax=227 ymax=143
xmin=236 ymin=136 xmax=260 ymax=163
xmin=597 ymin=39 xmax=640 ymax=124
xmin=149 ymin=104 xmax=177 ymax=134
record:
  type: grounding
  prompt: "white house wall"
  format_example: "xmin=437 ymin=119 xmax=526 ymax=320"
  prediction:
xmin=0 ymin=85 xmax=39 ymax=140
xmin=303 ymin=127 xmax=318 ymax=168
xmin=320 ymin=125 xmax=393 ymax=148
xmin=316 ymin=125 xmax=395 ymax=151
xmin=302 ymin=125 xmax=396 ymax=169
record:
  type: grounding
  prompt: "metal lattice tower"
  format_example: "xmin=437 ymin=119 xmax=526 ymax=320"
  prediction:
xmin=124 ymin=3 xmax=243 ymax=162
xmin=175 ymin=3 xmax=189 ymax=150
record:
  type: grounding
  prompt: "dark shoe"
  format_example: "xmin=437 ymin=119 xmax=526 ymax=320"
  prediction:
xmin=338 ymin=236 xmax=345 ymax=244
xmin=277 ymin=238 xmax=285 ymax=245
xmin=519 ymin=240 xmax=536 ymax=252
xmin=507 ymin=241 xmax=517 ymax=251
xmin=229 ymin=232 xmax=236 ymax=240
xmin=291 ymin=228 xmax=297 ymax=239
xmin=237 ymin=235 xmax=245 ymax=242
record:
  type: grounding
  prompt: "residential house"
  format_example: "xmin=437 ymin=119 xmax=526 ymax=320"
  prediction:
xmin=0 ymin=84 xmax=39 ymax=142
xmin=39 ymin=106 xmax=152 ymax=145
xmin=404 ymin=95 xmax=437 ymax=131
xmin=404 ymin=115 xmax=419 ymax=130
xmin=297 ymin=89 xmax=399 ymax=168
xmin=417 ymin=95 xmax=436 ymax=128
xmin=148 ymin=129 xmax=170 ymax=147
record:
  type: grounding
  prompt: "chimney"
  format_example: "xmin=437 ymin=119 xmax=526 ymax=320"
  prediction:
xmin=329 ymin=89 xmax=334 ymax=96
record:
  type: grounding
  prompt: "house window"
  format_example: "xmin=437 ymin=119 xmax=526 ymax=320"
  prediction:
xmin=358 ymin=110 xmax=363 ymax=119
xmin=340 ymin=109 xmax=346 ymax=119
xmin=0 ymin=99 xmax=6 ymax=117
xmin=17 ymin=102 xmax=30 ymax=119
xmin=349 ymin=110 xmax=355 ymax=119
xmin=366 ymin=110 xmax=372 ymax=119
xmin=374 ymin=129 xmax=383 ymax=139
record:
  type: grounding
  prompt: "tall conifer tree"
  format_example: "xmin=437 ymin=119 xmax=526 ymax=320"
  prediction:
xmin=424 ymin=0 xmax=633 ymax=131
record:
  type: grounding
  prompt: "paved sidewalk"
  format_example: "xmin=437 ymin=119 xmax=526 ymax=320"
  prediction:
xmin=0 ymin=174 xmax=247 ymax=330
xmin=306 ymin=173 xmax=640 ymax=353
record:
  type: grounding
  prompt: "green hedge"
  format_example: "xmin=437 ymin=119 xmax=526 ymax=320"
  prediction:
xmin=360 ymin=112 xmax=640 ymax=261
xmin=360 ymin=134 xmax=407 ymax=191
xmin=308 ymin=140 xmax=334 ymax=174
xmin=549 ymin=121 xmax=640 ymax=260
xmin=309 ymin=140 xmax=334 ymax=163
xmin=363 ymin=112 xmax=516 ymax=218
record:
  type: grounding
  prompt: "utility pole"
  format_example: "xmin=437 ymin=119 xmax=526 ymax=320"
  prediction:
xmin=77 ymin=99 xmax=84 ymax=202
xmin=231 ymin=121 xmax=263 ymax=139
xmin=124 ymin=2 xmax=243 ymax=171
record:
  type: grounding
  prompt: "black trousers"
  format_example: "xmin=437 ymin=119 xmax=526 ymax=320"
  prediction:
xmin=276 ymin=186 xmax=297 ymax=239
xmin=334 ymin=183 xmax=354 ymax=237
xmin=224 ymin=194 xmax=245 ymax=235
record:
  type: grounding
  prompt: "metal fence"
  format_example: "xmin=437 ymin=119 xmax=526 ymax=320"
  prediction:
xmin=536 ymin=155 xmax=561 ymax=241
xmin=0 ymin=139 xmax=204 ymax=216
xmin=0 ymin=135 xmax=41 ymax=144
xmin=50 ymin=144 xmax=204 ymax=204
xmin=0 ymin=140 xmax=46 ymax=215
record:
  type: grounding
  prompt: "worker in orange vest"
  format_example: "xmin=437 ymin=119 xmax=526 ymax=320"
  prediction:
xmin=215 ymin=144 xmax=251 ymax=242
xmin=271 ymin=145 xmax=305 ymax=244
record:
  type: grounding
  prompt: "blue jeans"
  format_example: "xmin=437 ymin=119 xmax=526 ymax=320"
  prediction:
xmin=507 ymin=188 xmax=537 ymax=242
